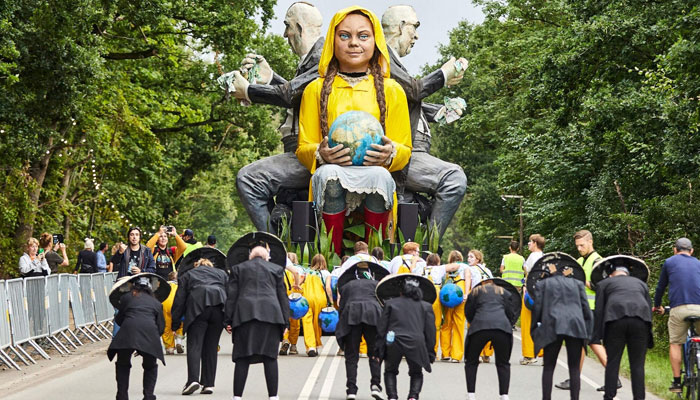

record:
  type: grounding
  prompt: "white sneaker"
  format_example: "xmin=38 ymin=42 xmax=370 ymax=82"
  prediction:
xmin=467 ymin=393 xmax=476 ymax=400
xmin=201 ymin=386 xmax=214 ymax=394
xmin=182 ymin=382 xmax=200 ymax=395
xmin=269 ymin=397 xmax=279 ymax=400
xmin=346 ymin=394 xmax=356 ymax=400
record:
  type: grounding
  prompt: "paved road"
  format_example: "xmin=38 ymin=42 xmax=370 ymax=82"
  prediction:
xmin=2 ymin=329 xmax=661 ymax=400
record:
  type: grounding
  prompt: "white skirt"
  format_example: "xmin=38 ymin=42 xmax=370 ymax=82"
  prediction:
xmin=312 ymin=165 xmax=395 ymax=214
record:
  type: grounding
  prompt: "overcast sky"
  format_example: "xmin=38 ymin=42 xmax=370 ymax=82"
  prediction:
xmin=267 ymin=1 xmax=485 ymax=75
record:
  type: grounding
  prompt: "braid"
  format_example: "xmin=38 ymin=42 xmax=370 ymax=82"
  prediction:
xmin=369 ymin=51 xmax=386 ymax=134
xmin=320 ymin=58 xmax=339 ymax=138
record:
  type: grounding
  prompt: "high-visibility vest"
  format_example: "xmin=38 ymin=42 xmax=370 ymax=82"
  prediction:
xmin=501 ymin=253 xmax=525 ymax=288
xmin=578 ymin=251 xmax=602 ymax=309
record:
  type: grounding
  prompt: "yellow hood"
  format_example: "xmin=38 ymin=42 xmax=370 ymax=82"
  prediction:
xmin=318 ymin=6 xmax=391 ymax=78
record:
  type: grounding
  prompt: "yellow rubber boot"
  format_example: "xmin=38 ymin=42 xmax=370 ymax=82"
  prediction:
xmin=432 ymin=285 xmax=442 ymax=355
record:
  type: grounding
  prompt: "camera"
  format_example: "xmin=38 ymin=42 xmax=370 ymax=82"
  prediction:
xmin=52 ymin=234 xmax=64 ymax=244
xmin=166 ymin=225 xmax=175 ymax=234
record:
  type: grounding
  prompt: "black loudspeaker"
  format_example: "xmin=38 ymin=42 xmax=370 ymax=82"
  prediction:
xmin=291 ymin=201 xmax=316 ymax=243
xmin=398 ymin=203 xmax=419 ymax=242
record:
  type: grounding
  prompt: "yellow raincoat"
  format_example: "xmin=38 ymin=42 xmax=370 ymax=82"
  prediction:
xmin=296 ymin=6 xmax=412 ymax=239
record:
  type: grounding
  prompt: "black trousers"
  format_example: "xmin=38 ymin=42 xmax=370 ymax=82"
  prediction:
xmin=233 ymin=356 xmax=278 ymax=397
xmin=186 ymin=305 xmax=224 ymax=387
xmin=464 ymin=329 xmax=512 ymax=395
xmin=344 ymin=323 xmax=381 ymax=395
xmin=384 ymin=343 xmax=423 ymax=399
xmin=542 ymin=336 xmax=583 ymax=400
xmin=604 ymin=317 xmax=648 ymax=400
xmin=115 ymin=349 xmax=158 ymax=400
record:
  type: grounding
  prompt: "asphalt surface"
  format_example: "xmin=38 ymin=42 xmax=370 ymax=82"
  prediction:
xmin=1 ymin=329 xmax=662 ymax=400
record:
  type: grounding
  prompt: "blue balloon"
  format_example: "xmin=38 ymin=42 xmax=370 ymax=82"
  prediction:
xmin=524 ymin=291 xmax=534 ymax=311
xmin=289 ymin=293 xmax=310 ymax=320
xmin=439 ymin=283 xmax=464 ymax=308
xmin=330 ymin=276 xmax=339 ymax=302
xmin=327 ymin=111 xmax=384 ymax=166
xmin=319 ymin=307 xmax=339 ymax=333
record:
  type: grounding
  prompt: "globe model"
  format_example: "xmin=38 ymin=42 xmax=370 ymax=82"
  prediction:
xmin=319 ymin=307 xmax=339 ymax=333
xmin=289 ymin=293 xmax=310 ymax=320
xmin=439 ymin=283 xmax=464 ymax=308
xmin=327 ymin=110 xmax=384 ymax=166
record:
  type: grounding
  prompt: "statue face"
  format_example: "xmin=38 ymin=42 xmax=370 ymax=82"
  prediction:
xmin=383 ymin=6 xmax=420 ymax=57
xmin=397 ymin=9 xmax=420 ymax=57
xmin=334 ymin=13 xmax=375 ymax=73
xmin=283 ymin=10 xmax=304 ymax=56
xmin=283 ymin=3 xmax=322 ymax=57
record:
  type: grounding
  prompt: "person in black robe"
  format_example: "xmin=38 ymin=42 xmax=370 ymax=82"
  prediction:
xmin=464 ymin=279 xmax=518 ymax=400
xmin=107 ymin=276 xmax=166 ymax=400
xmin=593 ymin=266 xmax=653 ymax=400
xmin=171 ymin=258 xmax=228 ymax=395
xmin=532 ymin=267 xmax=593 ymax=400
xmin=375 ymin=276 xmax=436 ymax=400
xmin=224 ymin=246 xmax=289 ymax=400
xmin=336 ymin=262 xmax=389 ymax=400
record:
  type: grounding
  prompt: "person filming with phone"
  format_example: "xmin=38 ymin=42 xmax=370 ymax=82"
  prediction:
xmin=39 ymin=232 xmax=69 ymax=274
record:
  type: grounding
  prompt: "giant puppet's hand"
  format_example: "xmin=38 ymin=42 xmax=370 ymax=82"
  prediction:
xmin=318 ymin=137 xmax=352 ymax=166
xmin=230 ymin=71 xmax=250 ymax=101
xmin=240 ymin=53 xmax=273 ymax=85
xmin=441 ymin=57 xmax=469 ymax=87
xmin=363 ymin=136 xmax=395 ymax=167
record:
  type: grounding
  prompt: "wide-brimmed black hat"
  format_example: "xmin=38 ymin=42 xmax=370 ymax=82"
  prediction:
xmin=472 ymin=277 xmax=522 ymax=325
xmin=177 ymin=247 xmax=228 ymax=277
xmin=375 ymin=273 xmax=437 ymax=305
xmin=526 ymin=252 xmax=586 ymax=300
xmin=591 ymin=255 xmax=649 ymax=287
xmin=109 ymin=273 xmax=171 ymax=308
xmin=337 ymin=261 xmax=390 ymax=292
xmin=226 ymin=231 xmax=287 ymax=268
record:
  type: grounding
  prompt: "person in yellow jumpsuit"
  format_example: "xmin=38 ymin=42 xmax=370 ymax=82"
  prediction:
xmin=162 ymin=270 xmax=184 ymax=354
xmin=439 ymin=250 xmax=468 ymax=362
xmin=296 ymin=5 xmax=412 ymax=256
xmin=300 ymin=254 xmax=331 ymax=357
xmin=281 ymin=252 xmax=303 ymax=355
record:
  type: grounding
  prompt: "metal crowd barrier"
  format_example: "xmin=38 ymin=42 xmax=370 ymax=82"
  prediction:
xmin=24 ymin=277 xmax=51 ymax=359
xmin=0 ymin=272 xmax=116 ymax=370
xmin=68 ymin=274 xmax=99 ymax=342
xmin=0 ymin=280 xmax=20 ymax=370
xmin=92 ymin=273 xmax=113 ymax=337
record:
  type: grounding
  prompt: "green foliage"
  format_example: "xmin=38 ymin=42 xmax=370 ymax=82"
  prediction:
xmin=430 ymin=0 xmax=700 ymax=350
xmin=0 ymin=0 xmax=295 ymax=277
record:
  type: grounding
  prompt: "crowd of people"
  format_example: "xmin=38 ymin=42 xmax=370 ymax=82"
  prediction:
xmin=100 ymin=219 xmax=699 ymax=400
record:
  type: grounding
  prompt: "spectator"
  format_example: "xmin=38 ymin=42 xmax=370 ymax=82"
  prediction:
xmin=108 ymin=242 xmax=123 ymax=273
xmin=652 ymin=237 xmax=700 ymax=393
xmin=39 ymin=232 xmax=69 ymax=274
xmin=19 ymin=237 xmax=51 ymax=277
xmin=74 ymin=238 xmax=98 ymax=274
xmin=371 ymin=246 xmax=391 ymax=271
xmin=180 ymin=228 xmax=203 ymax=259
xmin=146 ymin=226 xmax=187 ymax=280
xmin=205 ymin=235 xmax=217 ymax=248
xmin=117 ymin=227 xmax=156 ymax=278
xmin=96 ymin=242 xmax=108 ymax=272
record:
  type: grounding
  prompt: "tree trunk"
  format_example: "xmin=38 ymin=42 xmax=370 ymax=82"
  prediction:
xmin=14 ymin=137 xmax=54 ymax=244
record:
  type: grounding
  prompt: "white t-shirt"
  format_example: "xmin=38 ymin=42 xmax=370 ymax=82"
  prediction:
xmin=334 ymin=253 xmax=378 ymax=278
xmin=388 ymin=254 xmax=426 ymax=275
xmin=523 ymin=251 xmax=544 ymax=273
xmin=468 ymin=263 xmax=493 ymax=289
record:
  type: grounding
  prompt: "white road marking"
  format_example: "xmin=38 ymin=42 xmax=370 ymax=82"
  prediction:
xmin=298 ymin=337 xmax=335 ymax=400
xmin=512 ymin=331 xmax=602 ymax=390
xmin=318 ymin=338 xmax=342 ymax=400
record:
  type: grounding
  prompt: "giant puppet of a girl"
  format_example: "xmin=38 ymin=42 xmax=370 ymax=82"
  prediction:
xmin=296 ymin=6 xmax=412 ymax=255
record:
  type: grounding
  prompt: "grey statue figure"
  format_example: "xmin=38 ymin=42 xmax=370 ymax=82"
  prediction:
xmin=231 ymin=2 xmax=324 ymax=232
xmin=382 ymin=4 xmax=468 ymax=238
